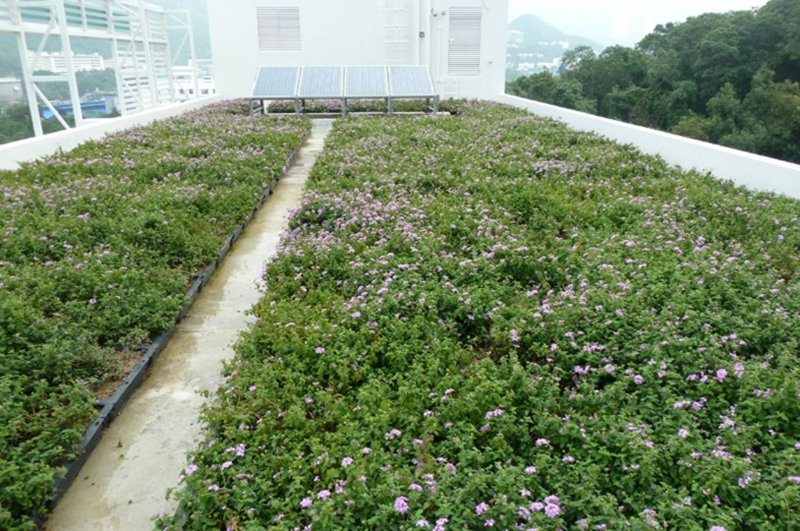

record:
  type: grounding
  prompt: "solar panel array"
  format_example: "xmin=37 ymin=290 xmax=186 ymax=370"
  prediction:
xmin=345 ymin=66 xmax=389 ymax=98
xmin=252 ymin=66 xmax=300 ymax=98
xmin=299 ymin=66 xmax=343 ymax=98
xmin=251 ymin=65 xmax=437 ymax=99
xmin=388 ymin=66 xmax=436 ymax=97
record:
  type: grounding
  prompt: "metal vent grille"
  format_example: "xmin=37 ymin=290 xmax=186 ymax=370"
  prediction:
xmin=257 ymin=7 xmax=301 ymax=51
xmin=448 ymin=7 xmax=481 ymax=76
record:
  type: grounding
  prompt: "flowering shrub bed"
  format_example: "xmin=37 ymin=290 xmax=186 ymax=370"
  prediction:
xmin=162 ymin=101 xmax=800 ymax=530
xmin=0 ymin=100 xmax=310 ymax=529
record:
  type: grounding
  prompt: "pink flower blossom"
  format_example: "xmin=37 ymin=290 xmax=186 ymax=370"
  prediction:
xmin=394 ymin=496 xmax=409 ymax=514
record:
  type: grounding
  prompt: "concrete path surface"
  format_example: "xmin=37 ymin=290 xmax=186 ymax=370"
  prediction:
xmin=45 ymin=119 xmax=333 ymax=531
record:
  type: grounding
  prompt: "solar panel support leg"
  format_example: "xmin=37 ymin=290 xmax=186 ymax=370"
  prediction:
xmin=294 ymin=99 xmax=301 ymax=114
xmin=342 ymin=99 xmax=347 ymax=118
xmin=387 ymin=98 xmax=393 ymax=115
xmin=433 ymin=96 xmax=440 ymax=114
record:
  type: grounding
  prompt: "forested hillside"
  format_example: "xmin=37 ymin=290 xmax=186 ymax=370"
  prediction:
xmin=507 ymin=0 xmax=800 ymax=163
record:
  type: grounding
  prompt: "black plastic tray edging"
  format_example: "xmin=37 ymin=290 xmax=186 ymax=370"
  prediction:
xmin=43 ymin=136 xmax=308 ymax=522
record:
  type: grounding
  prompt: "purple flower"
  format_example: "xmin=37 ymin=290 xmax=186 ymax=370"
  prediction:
xmin=484 ymin=519 xmax=495 ymax=527
xmin=394 ymin=496 xmax=409 ymax=514
xmin=475 ymin=502 xmax=489 ymax=515
xmin=409 ymin=483 xmax=423 ymax=492
xmin=510 ymin=329 xmax=520 ymax=343
xmin=544 ymin=495 xmax=560 ymax=506
xmin=208 ymin=484 xmax=220 ymax=492
xmin=315 ymin=347 xmax=325 ymax=354
xmin=385 ymin=429 xmax=402 ymax=440
xmin=185 ymin=464 xmax=198 ymax=475
xmin=220 ymin=460 xmax=233 ymax=470
xmin=710 ymin=527 xmax=727 ymax=531
xmin=788 ymin=476 xmax=800 ymax=483
xmin=716 ymin=369 xmax=728 ymax=382
xmin=524 ymin=466 xmax=537 ymax=475
xmin=535 ymin=438 xmax=549 ymax=446
xmin=530 ymin=502 xmax=544 ymax=512
xmin=416 ymin=520 xmax=430 ymax=528
xmin=235 ymin=443 xmax=245 ymax=457
xmin=341 ymin=457 xmax=353 ymax=467
xmin=604 ymin=364 xmax=615 ymax=373
xmin=300 ymin=497 xmax=313 ymax=508
xmin=318 ymin=489 xmax=331 ymax=500
xmin=633 ymin=375 xmax=645 ymax=385
xmin=545 ymin=504 xmax=560 ymax=518
xmin=678 ymin=428 xmax=689 ymax=439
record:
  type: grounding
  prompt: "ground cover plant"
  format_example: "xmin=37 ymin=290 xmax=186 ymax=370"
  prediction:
xmin=161 ymin=101 xmax=800 ymax=530
xmin=0 ymin=101 xmax=310 ymax=529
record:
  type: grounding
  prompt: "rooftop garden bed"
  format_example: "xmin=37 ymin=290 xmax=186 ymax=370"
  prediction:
xmin=161 ymin=101 xmax=800 ymax=530
xmin=0 ymin=101 xmax=310 ymax=529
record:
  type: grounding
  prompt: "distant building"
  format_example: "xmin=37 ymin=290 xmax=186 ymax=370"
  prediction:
xmin=173 ymin=61 xmax=217 ymax=101
xmin=26 ymin=51 xmax=114 ymax=74
xmin=0 ymin=78 xmax=23 ymax=104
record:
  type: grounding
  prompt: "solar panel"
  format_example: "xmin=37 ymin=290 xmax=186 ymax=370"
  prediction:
xmin=298 ymin=66 xmax=343 ymax=98
xmin=345 ymin=66 xmax=389 ymax=98
xmin=388 ymin=66 xmax=436 ymax=97
xmin=251 ymin=66 xmax=300 ymax=98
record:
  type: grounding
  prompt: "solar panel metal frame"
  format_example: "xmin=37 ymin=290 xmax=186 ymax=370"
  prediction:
xmin=388 ymin=65 xmax=437 ymax=98
xmin=249 ymin=66 xmax=301 ymax=100
xmin=344 ymin=65 xmax=390 ymax=99
xmin=297 ymin=66 xmax=344 ymax=99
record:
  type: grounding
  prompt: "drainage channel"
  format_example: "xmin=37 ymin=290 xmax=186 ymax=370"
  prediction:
xmin=45 ymin=119 xmax=333 ymax=531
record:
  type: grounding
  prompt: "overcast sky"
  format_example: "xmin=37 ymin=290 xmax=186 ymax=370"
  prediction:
xmin=508 ymin=0 xmax=770 ymax=46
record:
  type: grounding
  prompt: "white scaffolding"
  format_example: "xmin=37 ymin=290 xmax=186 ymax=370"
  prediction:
xmin=0 ymin=0 xmax=198 ymax=136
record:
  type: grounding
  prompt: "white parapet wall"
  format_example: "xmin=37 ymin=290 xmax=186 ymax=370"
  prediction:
xmin=0 ymin=96 xmax=221 ymax=170
xmin=498 ymin=94 xmax=800 ymax=200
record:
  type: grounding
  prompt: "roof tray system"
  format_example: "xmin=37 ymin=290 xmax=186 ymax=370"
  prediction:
xmin=248 ymin=65 xmax=440 ymax=116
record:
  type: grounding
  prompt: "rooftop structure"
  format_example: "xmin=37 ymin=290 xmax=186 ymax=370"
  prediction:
xmin=209 ymin=0 xmax=509 ymax=100
xmin=0 ymin=0 xmax=201 ymax=136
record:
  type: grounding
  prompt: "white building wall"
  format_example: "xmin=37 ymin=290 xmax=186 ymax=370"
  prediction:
xmin=208 ymin=0 xmax=508 ymax=100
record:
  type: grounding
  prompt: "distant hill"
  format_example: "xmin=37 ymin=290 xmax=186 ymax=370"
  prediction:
xmin=507 ymin=15 xmax=604 ymax=81
xmin=508 ymin=15 xmax=604 ymax=54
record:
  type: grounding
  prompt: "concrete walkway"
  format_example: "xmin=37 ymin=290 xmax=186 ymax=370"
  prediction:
xmin=45 ymin=119 xmax=333 ymax=531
